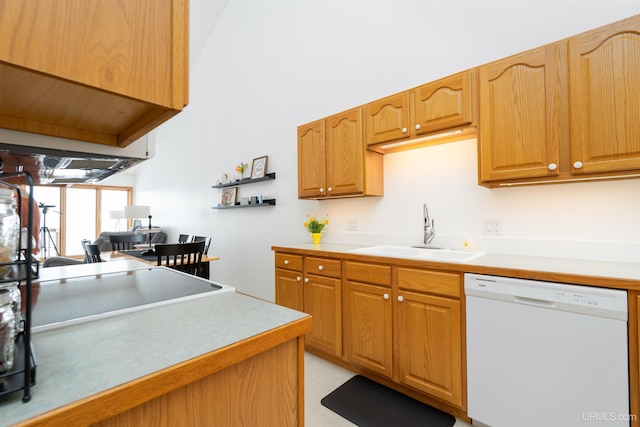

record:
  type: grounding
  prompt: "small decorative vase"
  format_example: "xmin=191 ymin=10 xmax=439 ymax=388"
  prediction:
xmin=311 ymin=233 xmax=322 ymax=244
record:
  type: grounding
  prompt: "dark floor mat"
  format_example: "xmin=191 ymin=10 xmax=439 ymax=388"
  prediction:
xmin=321 ymin=375 xmax=456 ymax=427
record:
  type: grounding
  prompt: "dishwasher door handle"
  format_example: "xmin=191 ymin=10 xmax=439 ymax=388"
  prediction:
xmin=512 ymin=295 xmax=556 ymax=308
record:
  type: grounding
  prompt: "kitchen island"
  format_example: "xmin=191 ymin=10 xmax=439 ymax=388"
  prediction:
xmin=1 ymin=262 xmax=312 ymax=426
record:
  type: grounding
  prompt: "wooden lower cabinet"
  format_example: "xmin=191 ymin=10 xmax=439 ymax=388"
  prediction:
xmin=304 ymin=273 xmax=342 ymax=356
xmin=275 ymin=252 xmax=342 ymax=357
xmin=343 ymin=280 xmax=393 ymax=378
xmin=396 ymin=290 xmax=463 ymax=407
xmin=395 ymin=268 xmax=463 ymax=407
xmin=275 ymin=252 xmax=465 ymax=414
xmin=275 ymin=269 xmax=304 ymax=312
xmin=341 ymin=260 xmax=464 ymax=409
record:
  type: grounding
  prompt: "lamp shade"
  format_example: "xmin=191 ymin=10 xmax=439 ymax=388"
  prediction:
xmin=124 ymin=205 xmax=150 ymax=219
xmin=109 ymin=210 xmax=124 ymax=220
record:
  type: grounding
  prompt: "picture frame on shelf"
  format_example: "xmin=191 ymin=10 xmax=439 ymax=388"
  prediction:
xmin=220 ymin=187 xmax=237 ymax=207
xmin=251 ymin=156 xmax=268 ymax=179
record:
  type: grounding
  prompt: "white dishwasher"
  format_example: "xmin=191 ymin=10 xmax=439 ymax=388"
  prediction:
xmin=465 ymin=273 xmax=629 ymax=427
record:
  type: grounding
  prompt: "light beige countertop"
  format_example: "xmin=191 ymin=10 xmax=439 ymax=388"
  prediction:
xmin=272 ymin=242 xmax=640 ymax=289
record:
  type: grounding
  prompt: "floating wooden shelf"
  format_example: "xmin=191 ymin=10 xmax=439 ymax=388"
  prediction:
xmin=212 ymin=199 xmax=276 ymax=210
xmin=212 ymin=173 xmax=276 ymax=189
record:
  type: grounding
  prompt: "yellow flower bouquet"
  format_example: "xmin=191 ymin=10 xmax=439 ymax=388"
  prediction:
xmin=304 ymin=214 xmax=329 ymax=233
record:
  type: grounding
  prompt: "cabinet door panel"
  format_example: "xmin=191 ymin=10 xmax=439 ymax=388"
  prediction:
xmin=297 ymin=120 xmax=326 ymax=198
xmin=304 ymin=274 xmax=342 ymax=356
xmin=397 ymin=291 xmax=462 ymax=407
xmin=326 ymin=109 xmax=364 ymax=196
xmin=479 ymin=45 xmax=560 ymax=182
xmin=569 ymin=16 xmax=640 ymax=174
xmin=344 ymin=281 xmax=393 ymax=378
xmin=365 ymin=92 xmax=411 ymax=145
xmin=275 ymin=269 xmax=303 ymax=312
xmin=0 ymin=0 xmax=177 ymax=107
xmin=414 ymin=70 xmax=475 ymax=135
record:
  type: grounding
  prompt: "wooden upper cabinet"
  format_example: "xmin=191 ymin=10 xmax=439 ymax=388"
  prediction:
xmin=298 ymin=108 xmax=383 ymax=199
xmin=365 ymin=70 xmax=477 ymax=153
xmin=413 ymin=70 xmax=476 ymax=136
xmin=569 ymin=14 xmax=640 ymax=175
xmin=478 ymin=44 xmax=561 ymax=183
xmin=0 ymin=0 xmax=189 ymax=147
xmin=297 ymin=119 xmax=326 ymax=198
xmin=365 ymin=92 xmax=411 ymax=145
xmin=479 ymin=14 xmax=640 ymax=186
xmin=326 ymin=109 xmax=365 ymax=196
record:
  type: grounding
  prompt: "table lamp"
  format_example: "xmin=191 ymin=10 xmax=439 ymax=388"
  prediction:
xmin=109 ymin=210 xmax=124 ymax=231
xmin=124 ymin=205 xmax=154 ymax=255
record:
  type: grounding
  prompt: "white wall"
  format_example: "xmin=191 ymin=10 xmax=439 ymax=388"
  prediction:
xmin=133 ymin=0 xmax=640 ymax=301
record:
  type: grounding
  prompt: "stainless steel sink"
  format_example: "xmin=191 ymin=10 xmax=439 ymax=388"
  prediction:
xmin=347 ymin=245 xmax=486 ymax=263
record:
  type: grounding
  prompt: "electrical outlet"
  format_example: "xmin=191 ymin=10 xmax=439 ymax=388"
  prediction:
xmin=483 ymin=218 xmax=502 ymax=235
xmin=348 ymin=218 xmax=358 ymax=231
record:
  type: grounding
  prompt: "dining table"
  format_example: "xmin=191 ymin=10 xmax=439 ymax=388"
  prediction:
xmin=102 ymin=249 xmax=219 ymax=279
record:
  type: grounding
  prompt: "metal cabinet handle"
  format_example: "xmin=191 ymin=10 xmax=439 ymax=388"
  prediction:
xmin=573 ymin=161 xmax=583 ymax=169
xmin=397 ymin=295 xmax=404 ymax=302
xmin=548 ymin=163 xmax=557 ymax=171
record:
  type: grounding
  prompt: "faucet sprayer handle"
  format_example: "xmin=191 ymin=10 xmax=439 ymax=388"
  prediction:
xmin=423 ymin=203 xmax=430 ymax=223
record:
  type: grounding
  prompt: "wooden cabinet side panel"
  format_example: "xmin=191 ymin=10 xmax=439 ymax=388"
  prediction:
xmin=95 ymin=339 xmax=301 ymax=427
xmin=478 ymin=45 xmax=560 ymax=182
xmin=569 ymin=15 xmax=640 ymax=174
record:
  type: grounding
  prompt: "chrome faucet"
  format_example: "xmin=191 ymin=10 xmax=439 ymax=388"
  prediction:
xmin=423 ymin=203 xmax=436 ymax=246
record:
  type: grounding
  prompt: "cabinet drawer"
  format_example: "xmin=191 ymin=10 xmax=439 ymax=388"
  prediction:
xmin=345 ymin=261 xmax=391 ymax=287
xmin=397 ymin=268 xmax=460 ymax=298
xmin=305 ymin=257 xmax=341 ymax=278
xmin=275 ymin=253 xmax=303 ymax=271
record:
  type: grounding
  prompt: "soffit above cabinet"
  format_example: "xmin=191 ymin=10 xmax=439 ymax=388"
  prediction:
xmin=0 ymin=0 xmax=189 ymax=148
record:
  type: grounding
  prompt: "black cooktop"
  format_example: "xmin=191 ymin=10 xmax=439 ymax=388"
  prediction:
xmin=31 ymin=268 xmax=224 ymax=330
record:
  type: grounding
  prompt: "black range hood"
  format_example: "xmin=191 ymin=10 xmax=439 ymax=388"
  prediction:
xmin=0 ymin=143 xmax=145 ymax=185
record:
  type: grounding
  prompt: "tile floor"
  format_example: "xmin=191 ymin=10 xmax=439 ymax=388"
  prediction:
xmin=304 ymin=352 xmax=473 ymax=427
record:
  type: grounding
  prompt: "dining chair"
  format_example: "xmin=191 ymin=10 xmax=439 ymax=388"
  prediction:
xmin=80 ymin=238 xmax=92 ymax=262
xmin=191 ymin=236 xmax=212 ymax=254
xmin=109 ymin=233 xmax=146 ymax=251
xmin=84 ymin=244 xmax=103 ymax=263
xmin=178 ymin=234 xmax=193 ymax=243
xmin=155 ymin=241 xmax=205 ymax=276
